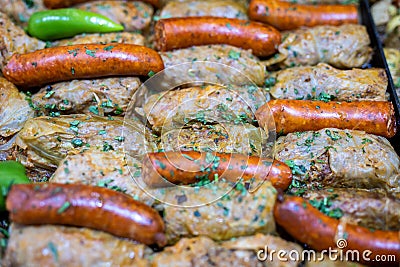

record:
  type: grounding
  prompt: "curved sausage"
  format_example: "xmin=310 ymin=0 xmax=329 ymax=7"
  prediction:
xmin=43 ymin=0 xmax=161 ymax=9
xmin=141 ymin=151 xmax=292 ymax=190
xmin=2 ymin=44 xmax=164 ymax=88
xmin=154 ymin=17 xmax=281 ymax=57
xmin=248 ymin=0 xmax=358 ymax=31
xmin=6 ymin=183 xmax=166 ymax=246
xmin=274 ymin=195 xmax=400 ymax=266
xmin=255 ymin=100 xmax=397 ymax=138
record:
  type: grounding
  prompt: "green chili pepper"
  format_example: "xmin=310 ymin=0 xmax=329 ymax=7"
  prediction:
xmin=27 ymin=8 xmax=124 ymax=41
xmin=0 ymin=161 xmax=30 ymax=211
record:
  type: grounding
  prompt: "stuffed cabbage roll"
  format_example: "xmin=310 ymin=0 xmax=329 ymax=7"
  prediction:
xmin=0 ymin=0 xmax=45 ymax=27
xmin=52 ymin=32 xmax=145 ymax=47
xmin=143 ymin=85 xmax=267 ymax=132
xmin=51 ymin=150 xmax=155 ymax=207
xmin=159 ymin=0 xmax=248 ymax=20
xmin=76 ymin=1 xmax=153 ymax=32
xmin=160 ymin=45 xmax=266 ymax=86
xmin=15 ymin=115 xmax=153 ymax=171
xmin=274 ymin=128 xmax=400 ymax=192
xmin=0 ymin=12 xmax=45 ymax=70
xmin=266 ymin=24 xmax=372 ymax=69
xmin=159 ymin=123 xmax=269 ymax=157
xmin=159 ymin=180 xmax=277 ymax=244
xmin=300 ymin=188 xmax=400 ymax=231
xmin=268 ymin=63 xmax=388 ymax=101
xmin=384 ymin=48 xmax=400 ymax=87
xmin=4 ymin=224 xmax=150 ymax=267
xmin=32 ymin=77 xmax=141 ymax=116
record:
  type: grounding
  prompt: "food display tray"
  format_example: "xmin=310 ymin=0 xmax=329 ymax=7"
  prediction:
xmin=359 ymin=0 xmax=400 ymax=153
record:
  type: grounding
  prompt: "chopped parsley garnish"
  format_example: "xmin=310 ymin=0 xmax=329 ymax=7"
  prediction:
xmin=228 ymin=50 xmax=241 ymax=60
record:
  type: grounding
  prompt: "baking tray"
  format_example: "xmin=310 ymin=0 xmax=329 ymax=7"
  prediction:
xmin=359 ymin=0 xmax=400 ymax=153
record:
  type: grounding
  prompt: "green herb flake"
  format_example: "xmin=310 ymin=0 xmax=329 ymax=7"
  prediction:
xmin=71 ymin=138 xmax=83 ymax=147
xmin=114 ymin=136 xmax=125 ymax=142
xmin=88 ymin=106 xmax=99 ymax=115
xmin=343 ymin=232 xmax=348 ymax=240
xmin=85 ymin=49 xmax=97 ymax=57
xmin=148 ymin=70 xmax=155 ymax=77
xmin=44 ymin=90 xmax=55 ymax=99
xmin=182 ymin=154 xmax=195 ymax=161
xmin=57 ymin=201 xmax=71 ymax=214
xmin=193 ymin=210 xmax=201 ymax=217
xmin=284 ymin=160 xmax=306 ymax=175
xmin=98 ymin=130 xmax=107 ymax=135
xmin=23 ymin=0 xmax=35 ymax=8
xmin=68 ymin=48 xmax=79 ymax=57
xmin=47 ymin=242 xmax=59 ymax=262
xmin=325 ymin=129 xmax=341 ymax=141
xmin=102 ymin=142 xmax=114 ymax=152
xmin=103 ymin=45 xmax=114 ymax=51
xmin=316 ymin=92 xmax=333 ymax=102
xmin=228 ymin=50 xmax=241 ymax=60
xmin=155 ymin=160 xmax=166 ymax=170
xmin=361 ymin=138 xmax=372 ymax=144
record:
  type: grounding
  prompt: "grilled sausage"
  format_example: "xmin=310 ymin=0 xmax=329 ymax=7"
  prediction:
xmin=2 ymin=44 xmax=164 ymax=88
xmin=274 ymin=195 xmax=400 ymax=266
xmin=43 ymin=0 xmax=161 ymax=9
xmin=154 ymin=17 xmax=281 ymax=57
xmin=256 ymin=100 xmax=397 ymax=138
xmin=6 ymin=183 xmax=166 ymax=246
xmin=248 ymin=0 xmax=358 ymax=31
xmin=141 ymin=151 xmax=292 ymax=190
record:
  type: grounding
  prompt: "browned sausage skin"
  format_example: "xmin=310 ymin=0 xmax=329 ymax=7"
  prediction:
xmin=256 ymin=100 xmax=397 ymax=138
xmin=6 ymin=183 xmax=167 ymax=247
xmin=43 ymin=0 xmax=162 ymax=9
xmin=142 ymin=151 xmax=292 ymax=190
xmin=248 ymin=0 xmax=358 ymax=31
xmin=2 ymin=44 xmax=164 ymax=89
xmin=274 ymin=195 xmax=400 ymax=266
xmin=154 ymin=17 xmax=281 ymax=57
